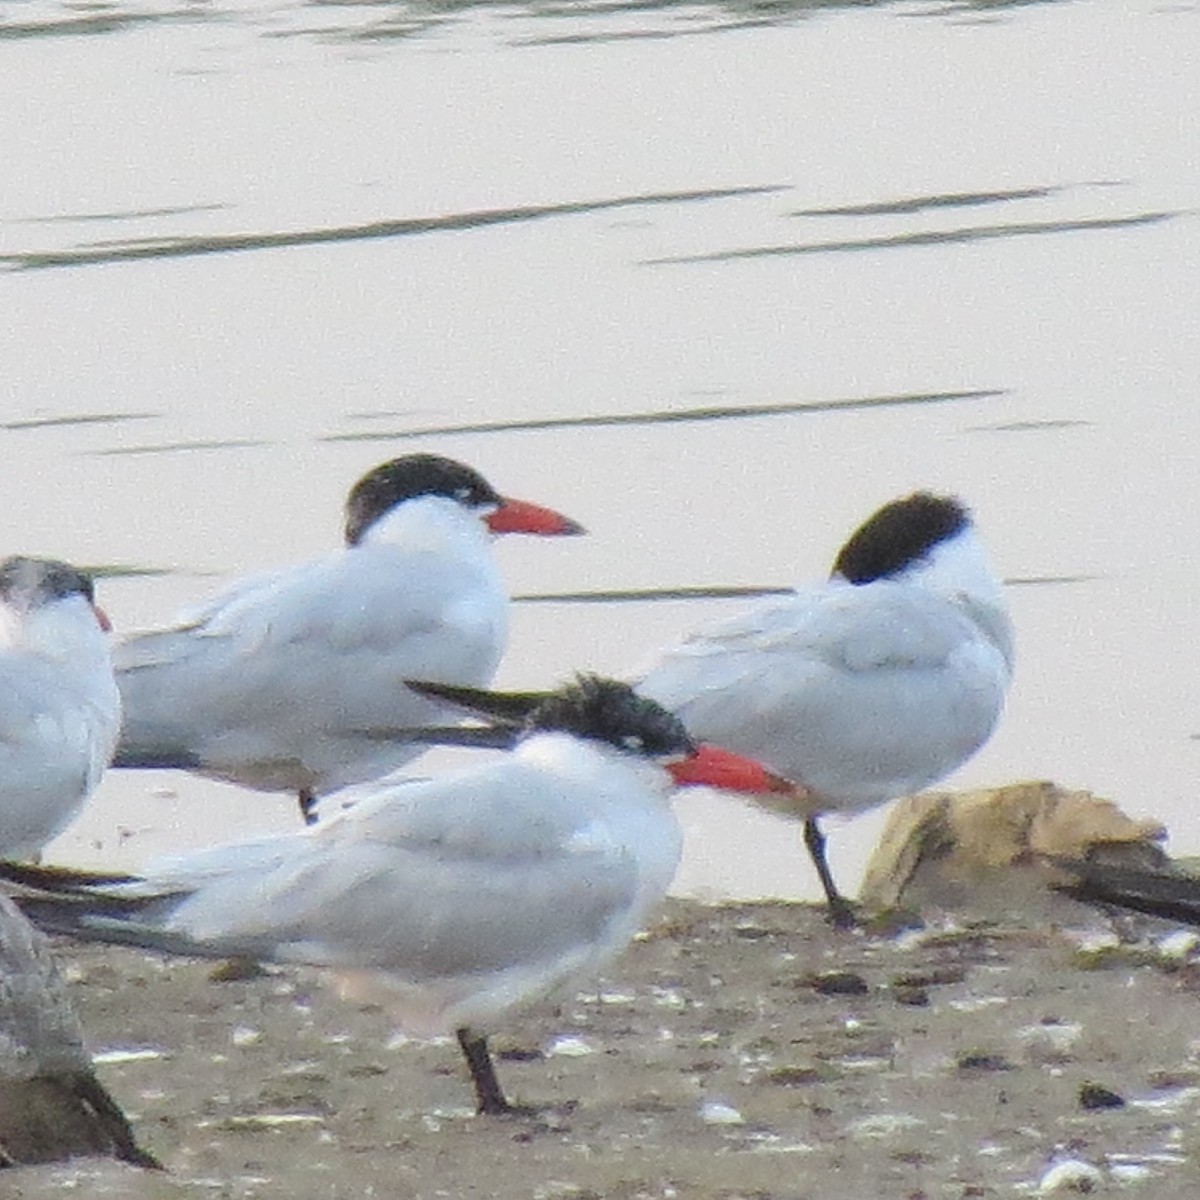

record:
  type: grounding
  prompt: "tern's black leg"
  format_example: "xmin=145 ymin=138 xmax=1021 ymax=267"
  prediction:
xmin=299 ymin=788 xmax=318 ymax=826
xmin=804 ymin=816 xmax=857 ymax=929
xmin=456 ymin=1028 xmax=525 ymax=1115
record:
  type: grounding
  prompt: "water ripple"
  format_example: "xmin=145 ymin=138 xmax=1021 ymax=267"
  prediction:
xmin=515 ymin=585 xmax=795 ymax=604
xmin=85 ymin=564 xmax=174 ymax=581
xmin=0 ymin=185 xmax=785 ymax=272
xmin=968 ymin=419 xmax=1092 ymax=433
xmin=2 ymin=413 xmax=158 ymax=431
xmin=0 ymin=12 xmax=160 ymax=39
xmin=0 ymin=0 xmax=1078 ymax=46
xmin=644 ymin=211 xmax=1179 ymax=265
xmin=792 ymin=186 xmax=1063 ymax=217
xmin=15 ymin=203 xmax=230 ymax=226
xmin=88 ymin=439 xmax=272 ymax=457
xmin=322 ymin=388 xmax=1003 ymax=443
xmin=513 ymin=574 xmax=1097 ymax=605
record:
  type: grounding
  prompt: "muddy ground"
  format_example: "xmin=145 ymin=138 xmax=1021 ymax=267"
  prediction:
xmin=6 ymin=899 xmax=1200 ymax=1199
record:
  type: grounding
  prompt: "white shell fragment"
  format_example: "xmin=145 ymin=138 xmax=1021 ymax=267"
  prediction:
xmin=845 ymin=1112 xmax=926 ymax=1140
xmin=544 ymin=1035 xmax=595 ymax=1058
xmin=699 ymin=1100 xmax=744 ymax=1125
xmin=1155 ymin=930 xmax=1200 ymax=959
xmin=91 ymin=1047 xmax=167 ymax=1065
xmin=1036 ymin=1159 xmax=1106 ymax=1194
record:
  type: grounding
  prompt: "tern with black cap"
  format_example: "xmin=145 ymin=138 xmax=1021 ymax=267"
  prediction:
xmin=113 ymin=454 xmax=584 ymax=822
xmin=4 ymin=676 xmax=794 ymax=1115
xmin=635 ymin=492 xmax=1014 ymax=924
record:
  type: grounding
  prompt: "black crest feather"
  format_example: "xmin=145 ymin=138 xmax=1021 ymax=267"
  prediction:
xmin=405 ymin=675 xmax=694 ymax=758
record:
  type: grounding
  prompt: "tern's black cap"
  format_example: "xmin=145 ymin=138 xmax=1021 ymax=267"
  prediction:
xmin=344 ymin=455 xmax=502 ymax=546
xmin=0 ymin=556 xmax=95 ymax=607
xmin=832 ymin=493 xmax=970 ymax=585
xmin=529 ymin=676 xmax=696 ymax=758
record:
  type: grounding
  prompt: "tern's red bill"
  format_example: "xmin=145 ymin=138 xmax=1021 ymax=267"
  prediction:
xmin=486 ymin=497 xmax=585 ymax=537
xmin=667 ymin=744 xmax=796 ymax=796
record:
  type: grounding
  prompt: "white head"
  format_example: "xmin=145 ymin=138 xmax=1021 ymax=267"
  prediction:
xmin=0 ymin=556 xmax=112 ymax=664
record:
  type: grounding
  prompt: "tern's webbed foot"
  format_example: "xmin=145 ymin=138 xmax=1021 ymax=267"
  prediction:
xmin=475 ymin=1097 xmax=543 ymax=1119
xmin=825 ymin=895 xmax=861 ymax=930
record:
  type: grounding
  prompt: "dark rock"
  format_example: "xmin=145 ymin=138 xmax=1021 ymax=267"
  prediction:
xmin=1078 ymin=1082 xmax=1126 ymax=1110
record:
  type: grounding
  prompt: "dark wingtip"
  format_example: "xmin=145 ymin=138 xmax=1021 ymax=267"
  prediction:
xmin=351 ymin=723 xmax=521 ymax=750
xmin=0 ymin=860 xmax=140 ymax=891
xmin=110 ymin=745 xmax=206 ymax=771
xmin=403 ymin=679 xmax=549 ymax=723
xmin=1051 ymin=858 xmax=1200 ymax=926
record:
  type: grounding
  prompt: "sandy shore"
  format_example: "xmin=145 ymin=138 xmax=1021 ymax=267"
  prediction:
xmin=6 ymin=899 xmax=1200 ymax=1199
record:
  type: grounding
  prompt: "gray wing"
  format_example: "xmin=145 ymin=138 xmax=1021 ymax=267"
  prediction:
xmin=637 ymin=581 xmax=1011 ymax=801
xmin=114 ymin=545 xmax=506 ymax=786
xmin=152 ymin=762 xmax=644 ymax=981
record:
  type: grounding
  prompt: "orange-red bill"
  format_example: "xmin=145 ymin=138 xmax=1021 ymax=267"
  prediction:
xmin=666 ymin=744 xmax=796 ymax=795
xmin=93 ymin=604 xmax=113 ymax=633
xmin=485 ymin=497 xmax=586 ymax=537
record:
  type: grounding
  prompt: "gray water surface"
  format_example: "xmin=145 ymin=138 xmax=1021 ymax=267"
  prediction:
xmin=2 ymin=0 xmax=1197 ymax=900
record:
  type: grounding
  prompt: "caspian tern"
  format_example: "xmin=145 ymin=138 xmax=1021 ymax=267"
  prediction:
xmin=112 ymin=454 xmax=584 ymax=822
xmin=4 ymin=676 xmax=793 ymax=1115
xmin=0 ymin=556 xmax=120 ymax=860
xmin=634 ymin=492 xmax=1015 ymax=925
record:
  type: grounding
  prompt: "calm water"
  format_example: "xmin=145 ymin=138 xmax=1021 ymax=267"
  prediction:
xmin=2 ymin=0 xmax=1198 ymax=900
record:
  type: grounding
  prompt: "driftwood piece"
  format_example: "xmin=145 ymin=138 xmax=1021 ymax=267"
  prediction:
xmin=0 ymin=894 xmax=159 ymax=1169
xmin=860 ymin=780 xmax=1168 ymax=917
